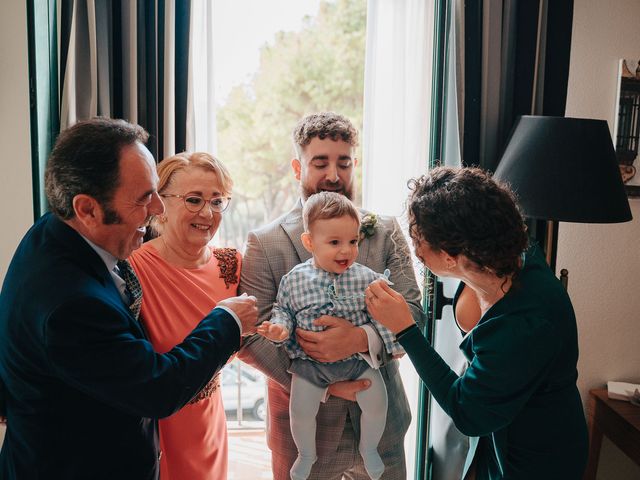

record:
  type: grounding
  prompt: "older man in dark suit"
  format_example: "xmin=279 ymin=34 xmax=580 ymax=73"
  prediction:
xmin=239 ymin=112 xmax=425 ymax=479
xmin=0 ymin=118 xmax=257 ymax=479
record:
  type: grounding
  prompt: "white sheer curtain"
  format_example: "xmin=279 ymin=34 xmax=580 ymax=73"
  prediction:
xmin=361 ymin=1 xmax=434 ymax=477
xmin=362 ymin=1 xmax=470 ymax=479
xmin=163 ymin=0 xmax=177 ymax=156
xmin=362 ymin=0 xmax=433 ymax=217
xmin=186 ymin=0 xmax=217 ymax=153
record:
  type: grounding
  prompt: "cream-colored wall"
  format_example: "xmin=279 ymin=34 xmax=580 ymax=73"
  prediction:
xmin=0 ymin=1 xmax=33 ymax=280
xmin=559 ymin=0 xmax=640 ymax=478
xmin=0 ymin=0 xmax=32 ymax=446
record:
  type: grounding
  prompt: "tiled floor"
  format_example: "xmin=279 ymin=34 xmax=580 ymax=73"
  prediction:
xmin=228 ymin=426 xmax=272 ymax=479
xmin=1 ymin=421 xmax=270 ymax=478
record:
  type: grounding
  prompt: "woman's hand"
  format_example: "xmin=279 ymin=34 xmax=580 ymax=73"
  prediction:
xmin=366 ymin=279 xmax=416 ymax=334
xmin=256 ymin=321 xmax=290 ymax=342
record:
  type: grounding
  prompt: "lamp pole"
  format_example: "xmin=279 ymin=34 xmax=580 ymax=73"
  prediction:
xmin=544 ymin=219 xmax=558 ymax=273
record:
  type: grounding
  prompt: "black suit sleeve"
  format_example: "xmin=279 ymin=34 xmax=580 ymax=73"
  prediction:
xmin=44 ymin=296 xmax=240 ymax=419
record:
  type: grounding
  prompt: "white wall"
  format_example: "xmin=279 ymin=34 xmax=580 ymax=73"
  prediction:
xmin=559 ymin=0 xmax=640 ymax=478
xmin=0 ymin=1 xmax=33 ymax=280
xmin=0 ymin=0 xmax=32 ymax=445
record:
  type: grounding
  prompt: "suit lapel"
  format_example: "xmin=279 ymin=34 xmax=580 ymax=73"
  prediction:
xmin=47 ymin=214 xmax=146 ymax=335
xmin=48 ymin=214 xmax=114 ymax=286
xmin=280 ymin=200 xmax=312 ymax=263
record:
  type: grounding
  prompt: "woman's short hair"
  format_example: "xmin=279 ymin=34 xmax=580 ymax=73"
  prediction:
xmin=152 ymin=152 xmax=233 ymax=234
xmin=303 ymin=191 xmax=360 ymax=232
xmin=408 ymin=166 xmax=528 ymax=278
xmin=157 ymin=152 xmax=233 ymax=195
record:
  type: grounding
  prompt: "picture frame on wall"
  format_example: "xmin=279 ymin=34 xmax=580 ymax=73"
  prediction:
xmin=613 ymin=58 xmax=640 ymax=197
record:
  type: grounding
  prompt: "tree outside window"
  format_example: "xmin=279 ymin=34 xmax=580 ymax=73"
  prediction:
xmin=215 ymin=0 xmax=367 ymax=249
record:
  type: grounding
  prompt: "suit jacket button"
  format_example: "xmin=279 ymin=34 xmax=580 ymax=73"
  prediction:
xmin=376 ymin=354 xmax=381 ymax=361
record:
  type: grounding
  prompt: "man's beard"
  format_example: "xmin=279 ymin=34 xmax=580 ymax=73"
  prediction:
xmin=102 ymin=204 xmax=123 ymax=225
xmin=301 ymin=182 xmax=354 ymax=201
xmin=102 ymin=203 xmax=151 ymax=233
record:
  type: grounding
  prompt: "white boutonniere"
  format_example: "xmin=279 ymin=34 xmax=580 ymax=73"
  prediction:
xmin=359 ymin=213 xmax=378 ymax=243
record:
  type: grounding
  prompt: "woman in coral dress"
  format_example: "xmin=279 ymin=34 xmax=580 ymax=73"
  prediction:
xmin=129 ymin=152 xmax=239 ymax=480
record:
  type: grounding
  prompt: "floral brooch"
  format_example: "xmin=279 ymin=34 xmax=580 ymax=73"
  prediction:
xmin=359 ymin=213 xmax=378 ymax=243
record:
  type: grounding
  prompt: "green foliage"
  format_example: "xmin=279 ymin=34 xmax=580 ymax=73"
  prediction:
xmin=216 ymin=0 xmax=366 ymax=247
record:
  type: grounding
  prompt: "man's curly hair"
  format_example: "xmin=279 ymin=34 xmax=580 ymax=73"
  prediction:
xmin=407 ymin=166 xmax=528 ymax=278
xmin=292 ymin=112 xmax=358 ymax=157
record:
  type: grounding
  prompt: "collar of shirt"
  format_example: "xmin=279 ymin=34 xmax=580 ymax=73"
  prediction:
xmin=79 ymin=234 xmax=128 ymax=302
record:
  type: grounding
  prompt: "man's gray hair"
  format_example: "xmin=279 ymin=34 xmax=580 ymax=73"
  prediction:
xmin=45 ymin=117 xmax=149 ymax=221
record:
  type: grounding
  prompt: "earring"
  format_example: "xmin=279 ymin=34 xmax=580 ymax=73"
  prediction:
xmin=157 ymin=214 xmax=167 ymax=223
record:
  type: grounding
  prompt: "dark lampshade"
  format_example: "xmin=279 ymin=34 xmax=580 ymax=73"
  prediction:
xmin=494 ymin=116 xmax=632 ymax=223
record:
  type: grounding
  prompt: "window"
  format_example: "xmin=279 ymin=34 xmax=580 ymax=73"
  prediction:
xmin=202 ymin=1 xmax=437 ymax=477
xmin=208 ymin=2 xmax=367 ymax=478
xmin=212 ymin=0 xmax=367 ymax=250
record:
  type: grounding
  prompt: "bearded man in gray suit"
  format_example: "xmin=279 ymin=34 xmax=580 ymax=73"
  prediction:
xmin=238 ymin=112 xmax=424 ymax=479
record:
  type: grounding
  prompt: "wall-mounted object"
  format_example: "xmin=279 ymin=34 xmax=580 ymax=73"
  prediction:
xmin=614 ymin=59 xmax=640 ymax=196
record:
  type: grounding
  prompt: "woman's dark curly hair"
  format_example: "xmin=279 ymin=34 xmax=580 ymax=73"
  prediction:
xmin=407 ymin=166 xmax=528 ymax=278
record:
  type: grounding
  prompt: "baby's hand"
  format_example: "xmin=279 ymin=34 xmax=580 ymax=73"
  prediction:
xmin=257 ymin=321 xmax=290 ymax=342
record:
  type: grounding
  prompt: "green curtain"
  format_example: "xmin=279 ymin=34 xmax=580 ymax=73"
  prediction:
xmin=416 ymin=2 xmax=452 ymax=479
xmin=26 ymin=0 xmax=59 ymax=219
xmin=460 ymin=0 xmax=575 ymax=265
xmin=27 ymin=0 xmax=193 ymax=219
xmin=417 ymin=3 xmax=578 ymax=479
xmin=461 ymin=0 xmax=574 ymax=172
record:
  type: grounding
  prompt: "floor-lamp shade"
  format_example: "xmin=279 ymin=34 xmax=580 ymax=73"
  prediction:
xmin=494 ymin=116 xmax=632 ymax=223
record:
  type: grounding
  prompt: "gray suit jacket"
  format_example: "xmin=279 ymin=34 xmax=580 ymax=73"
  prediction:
xmin=238 ymin=200 xmax=425 ymax=465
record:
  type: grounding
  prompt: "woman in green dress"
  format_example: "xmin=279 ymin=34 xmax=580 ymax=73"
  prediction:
xmin=366 ymin=166 xmax=588 ymax=479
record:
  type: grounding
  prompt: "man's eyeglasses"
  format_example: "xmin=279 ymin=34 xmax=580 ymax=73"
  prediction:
xmin=160 ymin=194 xmax=231 ymax=213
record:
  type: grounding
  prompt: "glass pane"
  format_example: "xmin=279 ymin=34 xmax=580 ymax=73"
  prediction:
xmin=428 ymin=278 xmax=469 ymax=480
xmin=223 ymin=359 xmax=271 ymax=478
xmin=213 ymin=0 xmax=368 ymax=251
xmin=208 ymin=1 xmax=367 ymax=477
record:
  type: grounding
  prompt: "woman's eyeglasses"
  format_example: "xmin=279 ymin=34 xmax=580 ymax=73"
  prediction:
xmin=160 ymin=194 xmax=231 ymax=213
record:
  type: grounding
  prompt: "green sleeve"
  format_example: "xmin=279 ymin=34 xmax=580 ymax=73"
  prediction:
xmin=399 ymin=314 xmax=560 ymax=436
